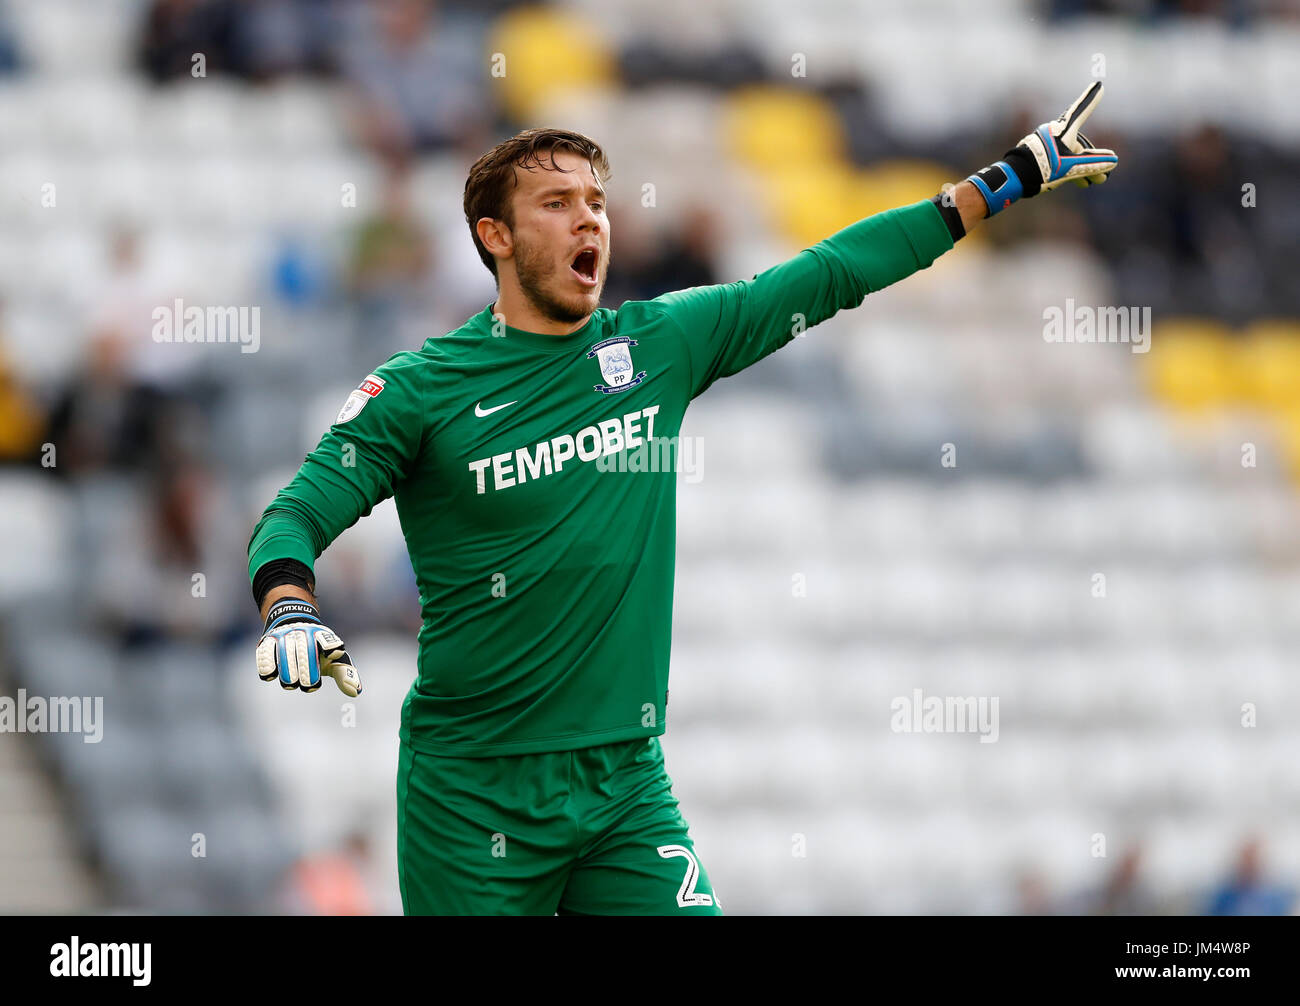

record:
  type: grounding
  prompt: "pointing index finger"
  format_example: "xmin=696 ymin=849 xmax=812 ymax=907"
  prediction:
xmin=1060 ymin=81 xmax=1105 ymax=146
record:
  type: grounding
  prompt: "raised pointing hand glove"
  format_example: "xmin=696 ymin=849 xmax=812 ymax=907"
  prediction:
xmin=967 ymin=81 xmax=1119 ymax=217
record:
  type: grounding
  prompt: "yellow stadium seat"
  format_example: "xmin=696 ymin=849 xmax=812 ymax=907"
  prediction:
xmin=489 ymin=7 xmax=617 ymax=123
xmin=852 ymin=160 xmax=958 ymax=220
xmin=758 ymin=158 xmax=974 ymax=250
xmin=722 ymin=87 xmax=846 ymax=173
xmin=1239 ymin=320 xmax=1300 ymax=411
xmin=760 ymin=161 xmax=865 ymax=248
xmin=1143 ymin=318 xmax=1240 ymax=413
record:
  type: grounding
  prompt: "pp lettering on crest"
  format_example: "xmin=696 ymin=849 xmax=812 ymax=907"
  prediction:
xmin=589 ymin=337 xmax=647 ymax=395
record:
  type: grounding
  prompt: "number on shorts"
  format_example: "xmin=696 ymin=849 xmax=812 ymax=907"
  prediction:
xmin=657 ymin=844 xmax=714 ymax=908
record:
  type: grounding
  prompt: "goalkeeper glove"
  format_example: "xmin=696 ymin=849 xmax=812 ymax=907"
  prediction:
xmin=256 ymin=598 xmax=362 ymax=698
xmin=967 ymin=81 xmax=1119 ymax=217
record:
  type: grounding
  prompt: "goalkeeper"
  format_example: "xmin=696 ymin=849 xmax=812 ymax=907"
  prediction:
xmin=249 ymin=84 xmax=1117 ymax=915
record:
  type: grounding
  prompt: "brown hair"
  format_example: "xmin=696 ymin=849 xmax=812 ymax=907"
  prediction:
xmin=463 ymin=127 xmax=611 ymax=280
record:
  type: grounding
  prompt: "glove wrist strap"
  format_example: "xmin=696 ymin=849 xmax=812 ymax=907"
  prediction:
xmin=966 ymin=160 xmax=1024 ymax=217
xmin=264 ymin=598 xmax=322 ymax=633
xmin=966 ymin=145 xmax=1043 ymax=216
xmin=1001 ymin=146 xmax=1043 ymax=198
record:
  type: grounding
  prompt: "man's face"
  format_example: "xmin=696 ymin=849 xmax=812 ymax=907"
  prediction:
xmin=504 ymin=149 xmax=610 ymax=325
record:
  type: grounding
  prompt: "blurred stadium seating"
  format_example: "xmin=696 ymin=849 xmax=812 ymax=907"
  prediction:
xmin=0 ymin=0 xmax=1297 ymax=915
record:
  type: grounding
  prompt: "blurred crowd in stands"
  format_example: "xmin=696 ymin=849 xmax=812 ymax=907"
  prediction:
xmin=1048 ymin=0 xmax=1300 ymax=21
xmin=1 ymin=0 xmax=1293 ymax=478
xmin=0 ymin=0 xmax=1296 ymax=913
xmin=1021 ymin=835 xmax=1294 ymax=915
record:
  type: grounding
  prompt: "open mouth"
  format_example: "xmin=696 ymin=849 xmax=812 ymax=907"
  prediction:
xmin=570 ymin=248 xmax=598 ymax=287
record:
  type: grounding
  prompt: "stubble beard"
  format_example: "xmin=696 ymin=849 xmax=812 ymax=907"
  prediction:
xmin=514 ymin=234 xmax=608 ymax=326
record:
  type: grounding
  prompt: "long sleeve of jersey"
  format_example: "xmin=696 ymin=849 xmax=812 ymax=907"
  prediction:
xmin=650 ymin=198 xmax=953 ymax=398
xmin=247 ymin=353 xmax=428 ymax=582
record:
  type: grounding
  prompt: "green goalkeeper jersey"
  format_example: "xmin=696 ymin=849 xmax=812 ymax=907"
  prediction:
xmin=247 ymin=198 xmax=953 ymax=757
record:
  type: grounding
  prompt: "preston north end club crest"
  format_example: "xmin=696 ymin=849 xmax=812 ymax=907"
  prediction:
xmin=588 ymin=336 xmax=647 ymax=395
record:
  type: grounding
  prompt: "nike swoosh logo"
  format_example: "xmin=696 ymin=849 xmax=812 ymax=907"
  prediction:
xmin=474 ymin=400 xmax=518 ymax=418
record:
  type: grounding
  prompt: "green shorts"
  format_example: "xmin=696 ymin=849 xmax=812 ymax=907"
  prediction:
xmin=396 ymin=735 xmax=722 ymax=916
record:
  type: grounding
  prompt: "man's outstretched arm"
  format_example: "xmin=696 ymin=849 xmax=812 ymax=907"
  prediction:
xmin=654 ymin=82 xmax=1118 ymax=398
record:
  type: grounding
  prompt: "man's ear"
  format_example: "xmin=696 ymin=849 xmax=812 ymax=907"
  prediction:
xmin=476 ymin=217 xmax=513 ymax=263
